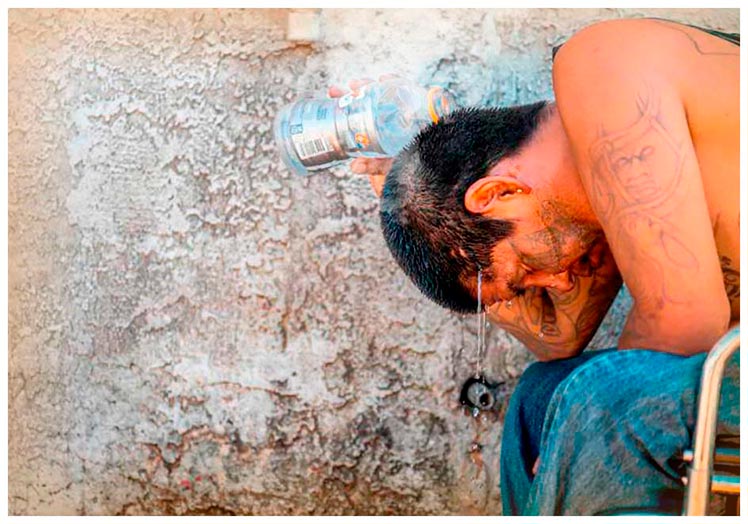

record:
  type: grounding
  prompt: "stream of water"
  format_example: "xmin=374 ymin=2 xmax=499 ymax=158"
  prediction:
xmin=476 ymin=270 xmax=486 ymax=378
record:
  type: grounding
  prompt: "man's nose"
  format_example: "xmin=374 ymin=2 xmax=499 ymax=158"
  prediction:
xmin=525 ymin=271 xmax=574 ymax=292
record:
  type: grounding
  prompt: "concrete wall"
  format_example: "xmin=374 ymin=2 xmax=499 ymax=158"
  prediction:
xmin=8 ymin=8 xmax=738 ymax=515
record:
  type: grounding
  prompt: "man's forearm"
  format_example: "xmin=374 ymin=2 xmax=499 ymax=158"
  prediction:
xmin=618 ymin=301 xmax=729 ymax=355
xmin=487 ymin=254 xmax=622 ymax=361
xmin=488 ymin=287 xmax=584 ymax=361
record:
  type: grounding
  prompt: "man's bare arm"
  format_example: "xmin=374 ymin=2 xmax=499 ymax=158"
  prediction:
xmin=553 ymin=20 xmax=730 ymax=354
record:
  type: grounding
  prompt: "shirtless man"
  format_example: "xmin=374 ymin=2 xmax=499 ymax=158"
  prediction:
xmin=332 ymin=18 xmax=739 ymax=515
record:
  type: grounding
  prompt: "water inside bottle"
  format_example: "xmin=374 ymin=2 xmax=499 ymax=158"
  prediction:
xmin=375 ymin=84 xmax=424 ymax=155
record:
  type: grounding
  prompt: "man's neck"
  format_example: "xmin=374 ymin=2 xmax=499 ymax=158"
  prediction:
xmin=544 ymin=105 xmax=601 ymax=227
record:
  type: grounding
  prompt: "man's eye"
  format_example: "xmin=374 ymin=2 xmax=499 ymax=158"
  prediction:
xmin=638 ymin=145 xmax=655 ymax=160
xmin=613 ymin=156 xmax=631 ymax=171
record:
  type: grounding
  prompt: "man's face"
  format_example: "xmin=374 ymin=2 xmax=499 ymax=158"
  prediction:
xmin=472 ymin=209 xmax=601 ymax=307
xmin=460 ymin=104 xmax=603 ymax=308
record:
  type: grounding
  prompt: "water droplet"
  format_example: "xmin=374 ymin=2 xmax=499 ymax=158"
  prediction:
xmin=506 ymin=300 xmax=512 ymax=308
xmin=538 ymin=331 xmax=545 ymax=339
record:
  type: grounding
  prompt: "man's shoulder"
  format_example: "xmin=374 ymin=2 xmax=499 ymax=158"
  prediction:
xmin=551 ymin=18 xmax=696 ymax=109
xmin=561 ymin=17 xmax=676 ymax=47
xmin=553 ymin=18 xmax=687 ymax=76
xmin=552 ymin=17 xmax=738 ymax=112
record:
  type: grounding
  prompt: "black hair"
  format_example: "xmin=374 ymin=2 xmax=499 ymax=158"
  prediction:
xmin=379 ymin=102 xmax=548 ymax=313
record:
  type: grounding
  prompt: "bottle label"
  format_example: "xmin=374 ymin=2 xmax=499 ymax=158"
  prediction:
xmin=292 ymin=132 xmax=334 ymax=161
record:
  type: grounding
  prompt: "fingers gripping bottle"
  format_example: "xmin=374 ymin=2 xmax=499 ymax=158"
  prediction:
xmin=274 ymin=78 xmax=456 ymax=176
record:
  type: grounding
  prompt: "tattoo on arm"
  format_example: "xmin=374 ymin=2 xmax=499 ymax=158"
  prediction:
xmin=588 ymin=87 xmax=699 ymax=311
xmin=492 ymin=286 xmax=574 ymax=359
xmin=652 ymin=20 xmax=739 ymax=57
xmin=493 ymin=262 xmax=621 ymax=358
xmin=540 ymin=291 xmax=560 ymax=337
xmin=574 ymin=275 xmax=621 ymax=337
xmin=720 ymin=256 xmax=740 ymax=301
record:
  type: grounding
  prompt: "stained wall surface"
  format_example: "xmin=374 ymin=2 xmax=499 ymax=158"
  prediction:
xmin=8 ymin=8 xmax=738 ymax=515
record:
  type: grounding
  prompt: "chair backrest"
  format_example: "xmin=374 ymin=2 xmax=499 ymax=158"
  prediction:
xmin=684 ymin=326 xmax=740 ymax=516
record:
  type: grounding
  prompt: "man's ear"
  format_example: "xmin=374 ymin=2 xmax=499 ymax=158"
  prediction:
xmin=464 ymin=176 xmax=531 ymax=217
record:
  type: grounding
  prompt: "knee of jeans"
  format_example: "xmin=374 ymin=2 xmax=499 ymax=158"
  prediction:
xmin=552 ymin=352 xmax=633 ymax=408
xmin=515 ymin=361 xmax=548 ymax=392
xmin=548 ymin=350 xmax=695 ymax=423
xmin=510 ymin=361 xmax=555 ymax=408
xmin=541 ymin=350 xmax=703 ymax=479
xmin=508 ymin=359 xmax=576 ymax=424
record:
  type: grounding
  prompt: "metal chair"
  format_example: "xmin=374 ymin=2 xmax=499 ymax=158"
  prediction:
xmin=683 ymin=326 xmax=740 ymax=516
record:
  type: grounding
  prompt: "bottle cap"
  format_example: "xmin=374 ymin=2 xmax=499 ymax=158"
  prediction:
xmin=426 ymin=86 xmax=456 ymax=123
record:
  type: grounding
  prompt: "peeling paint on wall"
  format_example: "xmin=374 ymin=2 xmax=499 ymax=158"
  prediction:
xmin=8 ymin=8 xmax=738 ymax=515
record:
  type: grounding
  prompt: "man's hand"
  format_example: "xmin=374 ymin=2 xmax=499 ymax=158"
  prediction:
xmin=487 ymin=237 xmax=622 ymax=361
xmin=349 ymin=157 xmax=393 ymax=197
xmin=566 ymin=236 xmax=607 ymax=278
xmin=327 ymin=78 xmax=395 ymax=197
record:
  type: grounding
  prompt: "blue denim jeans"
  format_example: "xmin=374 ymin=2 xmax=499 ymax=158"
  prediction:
xmin=500 ymin=348 xmax=740 ymax=516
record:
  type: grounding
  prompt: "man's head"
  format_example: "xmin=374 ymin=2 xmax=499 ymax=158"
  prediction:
xmin=379 ymin=103 xmax=601 ymax=313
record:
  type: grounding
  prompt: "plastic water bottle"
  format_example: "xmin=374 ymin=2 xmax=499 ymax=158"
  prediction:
xmin=274 ymin=78 xmax=457 ymax=176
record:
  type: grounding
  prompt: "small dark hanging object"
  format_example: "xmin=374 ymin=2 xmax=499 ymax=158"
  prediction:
xmin=460 ymin=375 xmax=505 ymax=411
